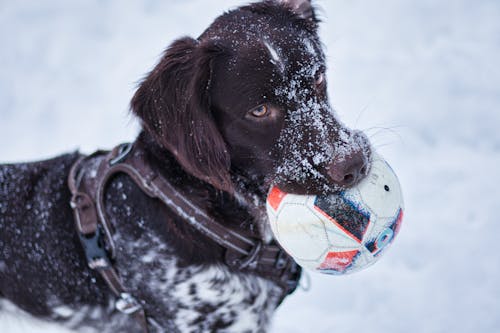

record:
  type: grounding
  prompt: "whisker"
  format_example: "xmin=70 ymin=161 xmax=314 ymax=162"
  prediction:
xmin=354 ymin=100 xmax=374 ymax=128
xmin=372 ymin=142 xmax=398 ymax=150
xmin=364 ymin=126 xmax=405 ymax=145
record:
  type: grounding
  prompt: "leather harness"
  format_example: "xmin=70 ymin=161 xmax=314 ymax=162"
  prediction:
xmin=68 ymin=142 xmax=301 ymax=332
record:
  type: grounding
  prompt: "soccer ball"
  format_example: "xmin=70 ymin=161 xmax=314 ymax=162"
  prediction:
xmin=266 ymin=153 xmax=404 ymax=275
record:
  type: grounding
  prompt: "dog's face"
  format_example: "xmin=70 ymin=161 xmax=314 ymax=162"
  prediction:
xmin=132 ymin=0 xmax=371 ymax=195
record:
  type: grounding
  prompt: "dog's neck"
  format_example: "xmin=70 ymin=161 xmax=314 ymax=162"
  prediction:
xmin=135 ymin=131 xmax=273 ymax=242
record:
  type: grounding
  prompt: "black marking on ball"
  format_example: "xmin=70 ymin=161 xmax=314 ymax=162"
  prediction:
xmin=314 ymin=195 xmax=370 ymax=242
xmin=384 ymin=185 xmax=390 ymax=192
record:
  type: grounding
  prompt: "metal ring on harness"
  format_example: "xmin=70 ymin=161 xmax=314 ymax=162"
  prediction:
xmin=231 ymin=241 xmax=263 ymax=270
xmin=115 ymin=293 xmax=143 ymax=315
xmin=109 ymin=143 xmax=133 ymax=166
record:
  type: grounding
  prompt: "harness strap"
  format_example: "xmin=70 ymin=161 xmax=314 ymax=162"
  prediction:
xmin=69 ymin=153 xmax=150 ymax=333
xmin=68 ymin=143 xmax=301 ymax=332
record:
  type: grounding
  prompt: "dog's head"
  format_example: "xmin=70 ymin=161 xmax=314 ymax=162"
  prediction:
xmin=132 ymin=0 xmax=371 ymax=195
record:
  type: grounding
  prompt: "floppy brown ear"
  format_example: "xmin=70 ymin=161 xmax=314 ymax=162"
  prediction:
xmin=278 ymin=0 xmax=315 ymax=21
xmin=131 ymin=37 xmax=233 ymax=192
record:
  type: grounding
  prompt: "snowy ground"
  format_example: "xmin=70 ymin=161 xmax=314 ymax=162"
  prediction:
xmin=1 ymin=0 xmax=499 ymax=332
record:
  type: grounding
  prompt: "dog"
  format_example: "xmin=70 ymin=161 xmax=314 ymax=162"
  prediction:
xmin=0 ymin=0 xmax=371 ymax=332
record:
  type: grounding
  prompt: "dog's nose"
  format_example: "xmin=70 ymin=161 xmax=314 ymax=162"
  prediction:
xmin=327 ymin=149 xmax=369 ymax=188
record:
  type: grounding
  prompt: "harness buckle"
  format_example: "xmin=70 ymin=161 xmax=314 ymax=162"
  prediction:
xmin=78 ymin=226 xmax=110 ymax=270
xmin=115 ymin=293 xmax=142 ymax=315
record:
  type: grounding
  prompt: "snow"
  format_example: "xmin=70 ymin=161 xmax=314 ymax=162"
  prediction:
xmin=1 ymin=0 xmax=500 ymax=332
xmin=263 ymin=40 xmax=284 ymax=72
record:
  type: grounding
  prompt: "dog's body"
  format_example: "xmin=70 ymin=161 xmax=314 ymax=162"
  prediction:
xmin=0 ymin=146 xmax=282 ymax=332
xmin=0 ymin=1 xmax=371 ymax=332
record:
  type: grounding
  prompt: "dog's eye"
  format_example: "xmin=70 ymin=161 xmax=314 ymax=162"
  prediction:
xmin=249 ymin=105 xmax=269 ymax=118
xmin=315 ymin=72 xmax=325 ymax=88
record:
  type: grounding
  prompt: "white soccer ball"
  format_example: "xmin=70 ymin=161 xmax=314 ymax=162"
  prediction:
xmin=266 ymin=153 xmax=404 ymax=275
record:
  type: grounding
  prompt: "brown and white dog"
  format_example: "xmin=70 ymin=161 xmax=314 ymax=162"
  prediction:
xmin=0 ymin=1 xmax=371 ymax=332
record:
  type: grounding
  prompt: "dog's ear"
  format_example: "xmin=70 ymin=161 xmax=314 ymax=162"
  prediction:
xmin=131 ymin=37 xmax=233 ymax=192
xmin=278 ymin=0 xmax=315 ymax=21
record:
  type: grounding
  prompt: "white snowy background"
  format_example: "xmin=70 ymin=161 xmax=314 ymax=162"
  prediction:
xmin=1 ymin=0 xmax=499 ymax=332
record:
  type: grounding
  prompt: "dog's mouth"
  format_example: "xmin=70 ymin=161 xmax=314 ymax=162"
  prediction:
xmin=270 ymin=123 xmax=373 ymax=196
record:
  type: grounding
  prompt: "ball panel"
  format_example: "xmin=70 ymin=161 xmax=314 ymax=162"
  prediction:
xmin=356 ymin=154 xmax=403 ymax=218
xmin=267 ymin=186 xmax=288 ymax=212
xmin=317 ymin=250 xmax=360 ymax=274
xmin=275 ymin=203 xmax=329 ymax=261
xmin=347 ymin=246 xmax=377 ymax=273
xmin=322 ymin=223 xmax=361 ymax=250
xmin=364 ymin=208 xmax=403 ymax=257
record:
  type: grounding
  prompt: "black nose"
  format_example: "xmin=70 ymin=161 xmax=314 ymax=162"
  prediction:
xmin=328 ymin=148 xmax=369 ymax=187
